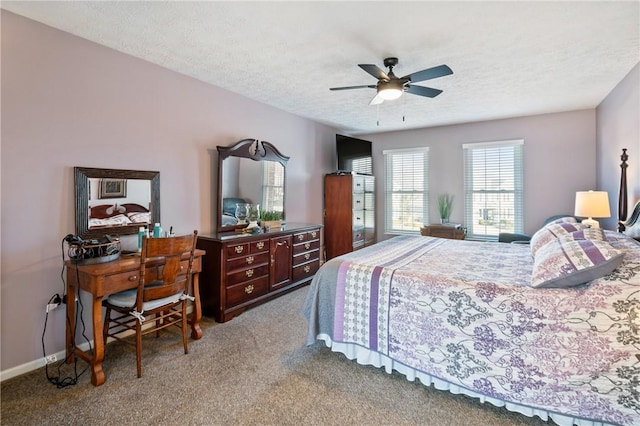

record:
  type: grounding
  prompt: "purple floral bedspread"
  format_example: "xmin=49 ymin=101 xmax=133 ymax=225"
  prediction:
xmin=304 ymin=232 xmax=640 ymax=425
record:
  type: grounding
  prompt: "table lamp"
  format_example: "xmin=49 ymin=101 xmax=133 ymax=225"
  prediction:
xmin=574 ymin=190 xmax=611 ymax=228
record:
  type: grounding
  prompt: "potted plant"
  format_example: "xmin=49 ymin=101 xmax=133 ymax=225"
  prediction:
xmin=260 ymin=210 xmax=283 ymax=230
xmin=437 ymin=193 xmax=453 ymax=224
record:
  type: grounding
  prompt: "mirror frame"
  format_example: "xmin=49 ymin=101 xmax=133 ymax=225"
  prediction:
xmin=217 ymin=138 xmax=289 ymax=232
xmin=74 ymin=167 xmax=161 ymax=239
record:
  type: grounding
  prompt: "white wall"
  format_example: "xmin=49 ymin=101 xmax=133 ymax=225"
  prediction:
xmin=0 ymin=11 xmax=336 ymax=374
xmin=363 ymin=109 xmax=597 ymax=238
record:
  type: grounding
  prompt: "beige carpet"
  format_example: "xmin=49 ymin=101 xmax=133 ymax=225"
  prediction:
xmin=1 ymin=286 xmax=553 ymax=425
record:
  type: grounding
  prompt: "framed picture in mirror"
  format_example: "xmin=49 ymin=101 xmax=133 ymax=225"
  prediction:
xmin=99 ymin=178 xmax=127 ymax=199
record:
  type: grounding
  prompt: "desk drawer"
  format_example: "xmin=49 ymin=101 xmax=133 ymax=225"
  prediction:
xmin=227 ymin=252 xmax=269 ymax=274
xmin=102 ymin=270 xmax=144 ymax=294
xmin=226 ymin=276 xmax=269 ymax=306
xmin=158 ymin=259 xmax=199 ymax=277
xmin=226 ymin=264 xmax=269 ymax=286
xmin=292 ymin=259 xmax=320 ymax=282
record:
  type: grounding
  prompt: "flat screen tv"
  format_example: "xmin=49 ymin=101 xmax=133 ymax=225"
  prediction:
xmin=336 ymin=134 xmax=372 ymax=175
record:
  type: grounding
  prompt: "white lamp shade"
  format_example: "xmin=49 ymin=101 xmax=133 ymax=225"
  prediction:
xmin=574 ymin=191 xmax=611 ymax=218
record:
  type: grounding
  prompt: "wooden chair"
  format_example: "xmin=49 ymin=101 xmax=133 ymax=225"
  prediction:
xmin=102 ymin=230 xmax=198 ymax=378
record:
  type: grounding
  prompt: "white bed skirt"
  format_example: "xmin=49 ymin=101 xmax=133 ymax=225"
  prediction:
xmin=315 ymin=333 xmax=611 ymax=426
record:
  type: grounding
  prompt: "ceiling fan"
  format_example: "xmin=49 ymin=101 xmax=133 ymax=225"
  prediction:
xmin=330 ymin=57 xmax=453 ymax=105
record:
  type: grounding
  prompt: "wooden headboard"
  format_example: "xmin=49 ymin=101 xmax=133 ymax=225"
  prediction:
xmin=89 ymin=203 xmax=149 ymax=219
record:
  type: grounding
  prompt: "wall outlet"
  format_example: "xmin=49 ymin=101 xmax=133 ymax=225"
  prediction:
xmin=45 ymin=354 xmax=57 ymax=364
xmin=45 ymin=303 xmax=60 ymax=313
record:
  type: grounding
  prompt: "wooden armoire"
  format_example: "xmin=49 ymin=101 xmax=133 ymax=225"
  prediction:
xmin=324 ymin=173 xmax=375 ymax=259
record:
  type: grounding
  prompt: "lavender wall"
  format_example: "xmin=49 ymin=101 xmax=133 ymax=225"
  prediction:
xmin=363 ymin=110 xmax=597 ymax=238
xmin=596 ymin=63 xmax=640 ymax=232
xmin=0 ymin=11 xmax=336 ymax=374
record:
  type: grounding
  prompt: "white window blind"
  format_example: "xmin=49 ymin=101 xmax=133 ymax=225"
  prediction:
xmin=463 ymin=140 xmax=524 ymax=240
xmin=383 ymin=148 xmax=429 ymax=234
xmin=348 ymin=156 xmax=373 ymax=175
xmin=261 ymin=161 xmax=284 ymax=213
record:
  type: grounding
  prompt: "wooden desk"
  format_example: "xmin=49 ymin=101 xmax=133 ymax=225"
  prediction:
xmin=65 ymin=249 xmax=205 ymax=386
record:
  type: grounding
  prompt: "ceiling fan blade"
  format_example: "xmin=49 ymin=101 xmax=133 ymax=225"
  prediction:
xmin=405 ymin=85 xmax=443 ymax=98
xmin=403 ymin=65 xmax=453 ymax=83
xmin=369 ymin=93 xmax=384 ymax=106
xmin=330 ymin=85 xmax=376 ymax=91
xmin=358 ymin=64 xmax=389 ymax=80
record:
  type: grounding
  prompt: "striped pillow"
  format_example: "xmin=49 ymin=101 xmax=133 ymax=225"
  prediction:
xmin=530 ymin=221 xmax=589 ymax=256
xmin=531 ymin=236 xmax=624 ymax=288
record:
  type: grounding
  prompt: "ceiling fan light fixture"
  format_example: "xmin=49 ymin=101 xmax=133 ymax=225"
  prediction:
xmin=378 ymin=86 xmax=403 ymax=100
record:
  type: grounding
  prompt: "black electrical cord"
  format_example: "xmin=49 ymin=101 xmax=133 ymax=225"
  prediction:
xmin=41 ymin=236 xmax=92 ymax=388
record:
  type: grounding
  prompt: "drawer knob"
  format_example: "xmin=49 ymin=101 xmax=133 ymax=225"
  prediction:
xmin=304 ymin=253 xmax=310 ymax=260
xmin=305 ymin=243 xmax=310 ymax=250
xmin=246 ymin=256 xmax=254 ymax=265
xmin=246 ymin=269 xmax=254 ymax=278
xmin=235 ymin=246 xmax=244 ymax=254
xmin=304 ymin=265 xmax=310 ymax=273
xmin=311 ymin=231 xmax=317 ymax=238
xmin=128 ymin=275 xmax=137 ymax=281
xmin=297 ymin=234 xmax=304 ymax=241
xmin=256 ymin=241 xmax=264 ymax=250
xmin=244 ymin=284 xmax=254 ymax=294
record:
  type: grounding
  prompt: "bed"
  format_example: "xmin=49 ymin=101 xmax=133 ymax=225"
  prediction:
xmin=303 ymin=150 xmax=640 ymax=426
xmin=88 ymin=203 xmax=151 ymax=228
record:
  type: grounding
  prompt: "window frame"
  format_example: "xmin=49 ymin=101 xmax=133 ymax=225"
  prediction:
xmin=462 ymin=139 xmax=524 ymax=241
xmin=383 ymin=147 xmax=430 ymax=235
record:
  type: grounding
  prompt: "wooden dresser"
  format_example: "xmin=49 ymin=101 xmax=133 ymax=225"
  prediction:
xmin=197 ymin=223 xmax=322 ymax=322
xmin=324 ymin=173 xmax=375 ymax=259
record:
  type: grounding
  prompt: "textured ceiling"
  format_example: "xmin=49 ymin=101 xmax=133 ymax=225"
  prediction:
xmin=2 ymin=1 xmax=639 ymax=134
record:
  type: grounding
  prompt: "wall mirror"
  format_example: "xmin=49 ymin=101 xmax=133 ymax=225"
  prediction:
xmin=75 ymin=167 xmax=160 ymax=239
xmin=217 ymin=139 xmax=289 ymax=232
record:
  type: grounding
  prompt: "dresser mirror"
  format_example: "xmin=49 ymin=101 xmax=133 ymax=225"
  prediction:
xmin=217 ymin=139 xmax=289 ymax=232
xmin=74 ymin=167 xmax=160 ymax=239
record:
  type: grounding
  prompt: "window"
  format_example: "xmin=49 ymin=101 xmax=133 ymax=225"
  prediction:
xmin=463 ymin=140 xmax=524 ymax=240
xmin=261 ymin=161 xmax=284 ymax=213
xmin=383 ymin=148 xmax=429 ymax=234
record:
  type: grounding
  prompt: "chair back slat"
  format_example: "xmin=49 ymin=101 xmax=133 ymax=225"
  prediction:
xmin=137 ymin=231 xmax=198 ymax=308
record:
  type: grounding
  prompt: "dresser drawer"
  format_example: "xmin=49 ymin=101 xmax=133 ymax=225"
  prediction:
xmin=226 ymin=264 xmax=269 ymax=286
xmin=292 ymin=248 xmax=319 ymax=266
xmin=352 ymin=175 xmax=365 ymax=193
xmin=352 ymin=193 xmax=364 ymax=211
xmin=227 ymin=252 xmax=269 ymax=274
xmin=352 ymin=228 xmax=365 ymax=250
xmin=226 ymin=239 xmax=269 ymax=259
xmin=292 ymin=259 xmax=320 ymax=282
xmin=292 ymin=239 xmax=320 ymax=256
xmin=249 ymin=239 xmax=269 ymax=253
xmin=293 ymin=229 xmax=320 ymax=244
xmin=226 ymin=276 xmax=269 ymax=307
xmin=352 ymin=211 xmax=364 ymax=228
xmin=226 ymin=242 xmax=250 ymax=259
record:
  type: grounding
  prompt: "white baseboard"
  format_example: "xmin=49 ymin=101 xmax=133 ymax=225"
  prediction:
xmin=1 ymin=306 xmax=194 ymax=383
xmin=0 ymin=341 xmax=94 ymax=382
